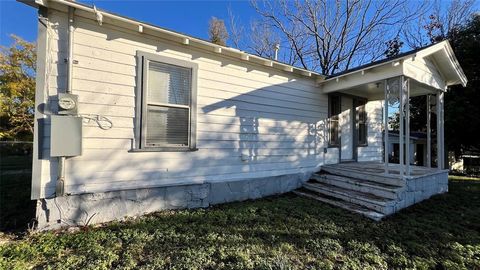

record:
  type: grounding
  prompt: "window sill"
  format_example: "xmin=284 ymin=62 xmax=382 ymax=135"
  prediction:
xmin=129 ymin=147 xmax=199 ymax=153
xmin=327 ymin=144 xmax=340 ymax=148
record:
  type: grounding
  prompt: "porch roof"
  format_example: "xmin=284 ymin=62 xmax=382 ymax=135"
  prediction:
xmin=319 ymin=41 xmax=467 ymax=99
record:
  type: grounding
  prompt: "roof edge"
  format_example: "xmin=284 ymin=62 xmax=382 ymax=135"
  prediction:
xmin=21 ymin=0 xmax=324 ymax=80
xmin=323 ymin=40 xmax=468 ymax=88
xmin=443 ymin=41 xmax=468 ymax=87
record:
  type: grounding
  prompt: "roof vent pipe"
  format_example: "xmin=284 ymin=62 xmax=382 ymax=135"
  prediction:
xmin=274 ymin=43 xmax=280 ymax=61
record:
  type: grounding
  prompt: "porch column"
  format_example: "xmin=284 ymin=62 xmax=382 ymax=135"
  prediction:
xmin=427 ymin=95 xmax=431 ymax=167
xmin=441 ymin=91 xmax=445 ymax=169
xmin=384 ymin=80 xmax=389 ymax=174
xmin=405 ymin=78 xmax=410 ymax=176
xmin=436 ymin=91 xmax=445 ymax=169
xmin=399 ymin=76 xmax=404 ymax=177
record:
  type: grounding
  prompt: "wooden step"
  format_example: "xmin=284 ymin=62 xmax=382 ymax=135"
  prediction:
xmin=311 ymin=174 xmax=404 ymax=200
xmin=303 ymin=182 xmax=397 ymax=215
xmin=321 ymin=165 xmax=405 ymax=187
xmin=293 ymin=189 xmax=385 ymax=221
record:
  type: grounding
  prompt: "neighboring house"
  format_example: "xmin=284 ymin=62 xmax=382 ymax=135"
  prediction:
xmin=20 ymin=0 xmax=467 ymax=229
xmin=449 ymin=149 xmax=480 ymax=175
xmin=387 ymin=131 xmax=427 ymax=166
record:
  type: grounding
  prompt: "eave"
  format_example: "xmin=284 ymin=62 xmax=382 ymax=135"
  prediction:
xmin=19 ymin=0 xmax=324 ymax=80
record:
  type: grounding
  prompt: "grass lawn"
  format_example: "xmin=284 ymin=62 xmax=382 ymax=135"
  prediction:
xmin=1 ymin=177 xmax=479 ymax=270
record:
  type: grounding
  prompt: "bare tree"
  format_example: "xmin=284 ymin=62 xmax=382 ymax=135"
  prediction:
xmin=402 ymin=0 xmax=476 ymax=48
xmin=384 ymin=37 xmax=404 ymax=58
xmin=247 ymin=20 xmax=281 ymax=59
xmin=251 ymin=0 xmax=422 ymax=75
xmin=227 ymin=2 xmax=306 ymax=64
xmin=227 ymin=6 xmax=244 ymax=48
xmin=208 ymin=17 xmax=229 ymax=46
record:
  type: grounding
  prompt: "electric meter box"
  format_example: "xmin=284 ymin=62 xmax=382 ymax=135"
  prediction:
xmin=57 ymin=93 xmax=78 ymax=115
xmin=51 ymin=115 xmax=83 ymax=157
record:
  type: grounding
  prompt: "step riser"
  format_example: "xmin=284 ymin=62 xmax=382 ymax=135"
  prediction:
xmin=303 ymin=184 xmax=395 ymax=215
xmin=314 ymin=176 xmax=400 ymax=200
xmin=321 ymin=167 xmax=405 ymax=186
xmin=293 ymin=191 xmax=384 ymax=221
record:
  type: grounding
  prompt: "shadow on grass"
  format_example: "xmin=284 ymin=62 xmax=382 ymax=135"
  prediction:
xmin=1 ymin=180 xmax=479 ymax=269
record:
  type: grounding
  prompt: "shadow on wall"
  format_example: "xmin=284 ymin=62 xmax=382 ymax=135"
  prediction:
xmin=200 ymin=85 xmax=328 ymax=164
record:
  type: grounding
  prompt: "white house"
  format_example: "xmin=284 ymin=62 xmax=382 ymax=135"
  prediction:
xmin=21 ymin=0 xmax=467 ymax=229
xmin=388 ymin=131 xmax=427 ymax=166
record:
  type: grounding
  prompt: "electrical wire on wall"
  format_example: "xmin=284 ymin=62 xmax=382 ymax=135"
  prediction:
xmin=80 ymin=114 xmax=113 ymax=130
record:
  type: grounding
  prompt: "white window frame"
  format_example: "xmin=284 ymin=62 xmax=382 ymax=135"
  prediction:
xmin=134 ymin=51 xmax=198 ymax=152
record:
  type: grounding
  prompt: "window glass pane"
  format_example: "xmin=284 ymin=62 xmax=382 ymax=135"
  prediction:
xmin=148 ymin=61 xmax=191 ymax=105
xmin=329 ymin=96 xmax=341 ymax=146
xmin=355 ymin=100 xmax=367 ymax=145
xmin=358 ymin=123 xmax=367 ymax=145
xmin=146 ymin=105 xmax=189 ymax=146
xmin=359 ymin=106 xmax=366 ymax=122
xmin=330 ymin=120 xmax=339 ymax=145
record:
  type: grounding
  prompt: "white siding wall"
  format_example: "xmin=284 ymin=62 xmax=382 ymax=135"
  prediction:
xmin=357 ymin=100 xmax=383 ymax=162
xmin=36 ymin=9 xmax=342 ymax=197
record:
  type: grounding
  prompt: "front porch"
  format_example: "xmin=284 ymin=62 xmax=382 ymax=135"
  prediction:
xmin=295 ymin=41 xmax=466 ymax=220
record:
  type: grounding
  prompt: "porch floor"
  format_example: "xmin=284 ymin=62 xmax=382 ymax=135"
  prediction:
xmin=323 ymin=161 xmax=446 ymax=179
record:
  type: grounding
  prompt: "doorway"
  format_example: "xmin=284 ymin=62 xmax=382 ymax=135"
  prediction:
xmin=340 ymin=96 xmax=354 ymax=162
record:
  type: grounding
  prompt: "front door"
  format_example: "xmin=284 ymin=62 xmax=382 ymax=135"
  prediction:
xmin=340 ymin=96 xmax=354 ymax=162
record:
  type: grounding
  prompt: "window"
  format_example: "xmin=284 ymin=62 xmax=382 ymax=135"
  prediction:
xmin=135 ymin=52 xmax=198 ymax=151
xmin=328 ymin=95 xmax=341 ymax=147
xmin=356 ymin=99 xmax=368 ymax=146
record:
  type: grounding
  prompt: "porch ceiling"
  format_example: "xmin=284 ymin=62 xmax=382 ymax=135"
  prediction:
xmin=334 ymin=80 xmax=438 ymax=101
xmin=319 ymin=41 xmax=467 ymax=100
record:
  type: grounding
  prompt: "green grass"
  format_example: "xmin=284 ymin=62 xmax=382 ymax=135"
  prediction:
xmin=448 ymin=175 xmax=480 ymax=181
xmin=1 ymin=178 xmax=479 ymax=270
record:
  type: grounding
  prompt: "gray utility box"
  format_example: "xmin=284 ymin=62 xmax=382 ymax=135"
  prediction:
xmin=51 ymin=115 xmax=83 ymax=157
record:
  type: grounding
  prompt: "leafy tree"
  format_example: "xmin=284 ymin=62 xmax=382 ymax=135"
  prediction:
xmin=445 ymin=15 xmax=480 ymax=156
xmin=390 ymin=15 xmax=480 ymax=158
xmin=0 ymin=35 xmax=36 ymax=140
xmin=208 ymin=17 xmax=228 ymax=46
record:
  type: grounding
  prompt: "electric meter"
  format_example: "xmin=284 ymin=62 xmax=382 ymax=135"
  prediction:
xmin=57 ymin=93 xmax=78 ymax=115
xmin=59 ymin=96 xmax=76 ymax=110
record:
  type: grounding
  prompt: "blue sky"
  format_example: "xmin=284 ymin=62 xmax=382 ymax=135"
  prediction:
xmin=0 ymin=0 xmax=258 ymax=47
xmin=2 ymin=0 xmax=479 ymax=48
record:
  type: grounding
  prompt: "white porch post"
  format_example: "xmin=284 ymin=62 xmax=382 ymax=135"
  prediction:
xmin=436 ymin=91 xmax=445 ymax=169
xmin=405 ymin=78 xmax=410 ymax=176
xmin=384 ymin=80 xmax=389 ymax=174
xmin=399 ymin=76 xmax=404 ymax=177
xmin=441 ymin=91 xmax=445 ymax=169
xmin=427 ymin=95 xmax=432 ymax=168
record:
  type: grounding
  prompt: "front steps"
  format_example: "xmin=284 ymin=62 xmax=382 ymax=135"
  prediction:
xmin=294 ymin=167 xmax=406 ymax=221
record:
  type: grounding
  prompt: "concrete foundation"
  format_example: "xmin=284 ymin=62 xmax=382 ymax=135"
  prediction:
xmin=398 ymin=170 xmax=449 ymax=209
xmin=35 ymin=172 xmax=310 ymax=230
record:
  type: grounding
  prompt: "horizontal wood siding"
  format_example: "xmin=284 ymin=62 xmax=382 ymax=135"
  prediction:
xmin=357 ymin=100 xmax=383 ymax=162
xmin=37 ymin=9 xmax=335 ymax=197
